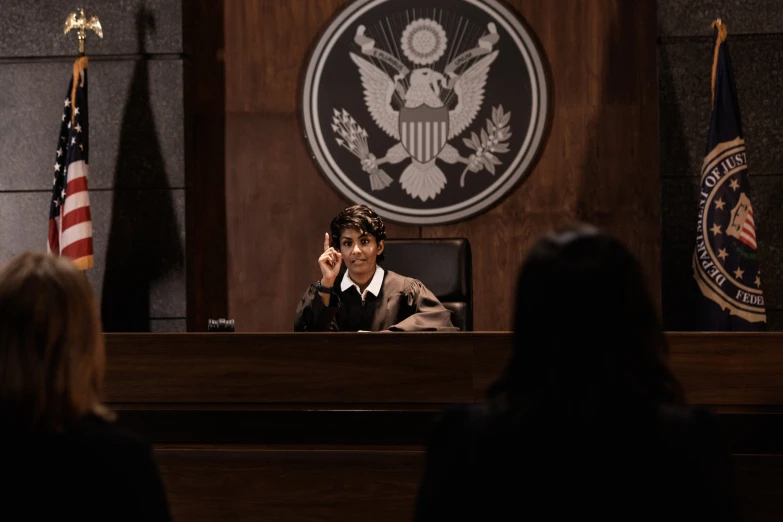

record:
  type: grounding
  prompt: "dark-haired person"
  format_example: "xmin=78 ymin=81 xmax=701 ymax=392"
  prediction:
xmin=413 ymin=225 xmax=738 ymax=522
xmin=295 ymin=204 xmax=458 ymax=332
xmin=0 ymin=252 xmax=171 ymax=521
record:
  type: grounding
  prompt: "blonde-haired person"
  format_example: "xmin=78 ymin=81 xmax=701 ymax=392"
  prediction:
xmin=0 ymin=252 xmax=171 ymax=521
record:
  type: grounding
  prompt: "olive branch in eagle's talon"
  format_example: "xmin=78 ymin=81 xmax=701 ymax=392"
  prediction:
xmin=332 ymin=108 xmax=393 ymax=191
xmin=459 ymin=105 xmax=512 ymax=187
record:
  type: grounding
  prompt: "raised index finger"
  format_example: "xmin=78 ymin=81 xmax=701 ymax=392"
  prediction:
xmin=323 ymin=232 xmax=331 ymax=252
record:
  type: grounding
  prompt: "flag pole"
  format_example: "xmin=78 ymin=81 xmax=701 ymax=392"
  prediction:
xmin=49 ymin=9 xmax=101 ymax=273
xmin=691 ymin=16 xmax=767 ymax=329
xmin=64 ymin=9 xmax=102 ymax=122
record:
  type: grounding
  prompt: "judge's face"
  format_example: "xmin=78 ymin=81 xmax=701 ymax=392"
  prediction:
xmin=339 ymin=228 xmax=384 ymax=281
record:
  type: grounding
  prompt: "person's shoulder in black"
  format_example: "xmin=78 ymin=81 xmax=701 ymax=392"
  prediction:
xmin=414 ymin=402 xmax=738 ymax=522
xmin=2 ymin=414 xmax=171 ymax=522
xmin=413 ymin=225 xmax=739 ymax=522
xmin=0 ymin=252 xmax=171 ymax=521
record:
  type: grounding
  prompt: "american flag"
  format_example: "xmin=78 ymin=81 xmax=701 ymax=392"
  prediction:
xmin=734 ymin=198 xmax=757 ymax=249
xmin=48 ymin=57 xmax=94 ymax=270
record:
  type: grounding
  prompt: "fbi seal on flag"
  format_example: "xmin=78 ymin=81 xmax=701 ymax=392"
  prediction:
xmin=693 ymin=138 xmax=766 ymax=323
xmin=300 ymin=0 xmax=550 ymax=224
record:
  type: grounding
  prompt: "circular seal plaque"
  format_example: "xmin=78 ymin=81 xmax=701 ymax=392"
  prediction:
xmin=301 ymin=0 xmax=551 ymax=224
xmin=693 ymin=138 xmax=766 ymax=324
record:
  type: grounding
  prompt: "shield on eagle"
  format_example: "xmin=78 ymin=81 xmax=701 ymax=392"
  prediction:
xmin=399 ymin=105 xmax=450 ymax=163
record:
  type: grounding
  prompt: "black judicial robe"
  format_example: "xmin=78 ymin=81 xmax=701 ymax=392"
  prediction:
xmin=294 ymin=270 xmax=459 ymax=332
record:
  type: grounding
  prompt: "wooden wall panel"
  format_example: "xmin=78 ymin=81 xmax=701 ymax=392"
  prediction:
xmin=103 ymin=333 xmax=475 ymax=403
xmin=100 ymin=333 xmax=783 ymax=521
xmin=423 ymin=0 xmax=661 ymax=330
xmin=185 ymin=0 xmax=229 ymax=331
xmin=224 ymin=114 xmax=416 ymax=332
xmin=154 ymin=448 xmax=783 ymax=522
xmin=223 ymin=1 xmax=417 ymax=332
xmin=735 ymin=455 xmax=783 ymax=522
xmin=224 ymin=0 xmax=350 ymax=114
xmin=669 ymin=333 xmax=783 ymax=406
xmin=157 ymin=447 xmax=423 ymax=522
xmin=222 ymin=0 xmax=659 ymax=331
xmin=103 ymin=333 xmax=783 ymax=407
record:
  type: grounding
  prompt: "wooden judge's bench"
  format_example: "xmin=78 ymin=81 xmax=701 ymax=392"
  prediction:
xmin=104 ymin=333 xmax=783 ymax=522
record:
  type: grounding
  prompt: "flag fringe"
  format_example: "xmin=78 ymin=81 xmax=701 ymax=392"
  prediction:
xmin=71 ymin=255 xmax=94 ymax=271
xmin=70 ymin=56 xmax=88 ymax=124
xmin=710 ymin=19 xmax=728 ymax=108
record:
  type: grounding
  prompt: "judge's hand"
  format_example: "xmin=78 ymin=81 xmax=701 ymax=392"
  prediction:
xmin=318 ymin=232 xmax=342 ymax=287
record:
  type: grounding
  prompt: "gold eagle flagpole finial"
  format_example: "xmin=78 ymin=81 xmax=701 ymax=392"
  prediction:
xmin=64 ymin=7 xmax=103 ymax=56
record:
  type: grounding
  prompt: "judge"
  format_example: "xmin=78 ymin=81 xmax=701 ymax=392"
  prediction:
xmin=295 ymin=204 xmax=458 ymax=332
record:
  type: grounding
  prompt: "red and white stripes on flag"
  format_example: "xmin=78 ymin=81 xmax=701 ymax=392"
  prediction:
xmin=53 ymin=160 xmax=93 ymax=259
xmin=48 ymin=56 xmax=94 ymax=270
xmin=739 ymin=205 xmax=758 ymax=249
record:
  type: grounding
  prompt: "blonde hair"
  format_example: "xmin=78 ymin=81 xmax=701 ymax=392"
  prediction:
xmin=0 ymin=252 xmax=112 ymax=432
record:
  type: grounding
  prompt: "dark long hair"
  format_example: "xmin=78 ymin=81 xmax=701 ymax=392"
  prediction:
xmin=490 ymin=224 xmax=683 ymax=418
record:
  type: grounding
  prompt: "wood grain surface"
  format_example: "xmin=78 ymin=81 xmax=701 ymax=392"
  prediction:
xmin=104 ymin=332 xmax=783 ymax=406
xmin=218 ymin=0 xmax=660 ymax=331
xmin=100 ymin=332 xmax=783 ymax=522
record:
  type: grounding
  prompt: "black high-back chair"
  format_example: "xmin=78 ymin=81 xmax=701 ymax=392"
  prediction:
xmin=380 ymin=238 xmax=473 ymax=331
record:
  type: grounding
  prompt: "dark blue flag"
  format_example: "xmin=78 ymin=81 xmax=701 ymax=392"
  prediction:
xmin=692 ymin=20 xmax=765 ymax=330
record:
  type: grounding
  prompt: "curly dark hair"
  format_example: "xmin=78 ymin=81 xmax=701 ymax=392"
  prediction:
xmin=329 ymin=204 xmax=387 ymax=261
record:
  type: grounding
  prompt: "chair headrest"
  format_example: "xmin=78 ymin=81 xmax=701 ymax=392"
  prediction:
xmin=381 ymin=238 xmax=471 ymax=301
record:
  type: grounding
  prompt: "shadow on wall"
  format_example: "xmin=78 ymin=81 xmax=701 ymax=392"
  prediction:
xmin=573 ymin=2 xmax=693 ymax=323
xmin=101 ymin=6 xmax=184 ymax=332
xmin=658 ymin=43 xmax=700 ymax=330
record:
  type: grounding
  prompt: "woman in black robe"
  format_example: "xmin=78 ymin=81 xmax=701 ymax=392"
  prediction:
xmin=295 ymin=205 xmax=458 ymax=332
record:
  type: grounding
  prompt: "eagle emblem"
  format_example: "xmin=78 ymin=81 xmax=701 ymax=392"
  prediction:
xmin=302 ymin=0 xmax=550 ymax=224
xmin=64 ymin=8 xmax=104 ymax=39
xmin=332 ymin=18 xmax=509 ymax=202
